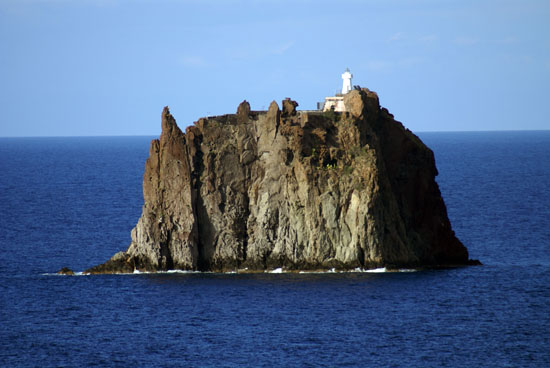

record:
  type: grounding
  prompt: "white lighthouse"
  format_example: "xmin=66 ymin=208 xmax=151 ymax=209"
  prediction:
xmin=341 ymin=68 xmax=353 ymax=94
xmin=321 ymin=68 xmax=355 ymax=112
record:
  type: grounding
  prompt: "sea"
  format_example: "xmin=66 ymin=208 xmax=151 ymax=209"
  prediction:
xmin=0 ymin=131 xmax=549 ymax=367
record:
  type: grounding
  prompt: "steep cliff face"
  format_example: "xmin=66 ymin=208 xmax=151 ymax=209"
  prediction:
xmin=86 ymin=89 xmax=474 ymax=273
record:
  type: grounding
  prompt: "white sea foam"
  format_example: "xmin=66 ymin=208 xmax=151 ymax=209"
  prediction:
xmin=42 ymin=271 xmax=87 ymax=276
xmin=131 ymin=269 xmax=200 ymax=275
xmin=365 ymin=267 xmax=387 ymax=273
xmin=44 ymin=266 xmax=418 ymax=276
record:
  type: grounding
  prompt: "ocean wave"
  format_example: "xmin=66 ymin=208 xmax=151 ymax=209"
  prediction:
xmin=365 ymin=267 xmax=387 ymax=273
xmin=42 ymin=271 xmax=86 ymax=276
xmin=45 ymin=267 xmax=419 ymax=276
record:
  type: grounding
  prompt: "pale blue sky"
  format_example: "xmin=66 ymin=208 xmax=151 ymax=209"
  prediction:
xmin=1 ymin=0 xmax=549 ymax=136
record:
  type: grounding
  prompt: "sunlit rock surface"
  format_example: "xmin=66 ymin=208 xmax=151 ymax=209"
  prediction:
xmin=86 ymin=88 xmax=475 ymax=274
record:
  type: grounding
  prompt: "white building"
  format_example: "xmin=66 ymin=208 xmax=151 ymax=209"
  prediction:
xmin=321 ymin=68 xmax=353 ymax=112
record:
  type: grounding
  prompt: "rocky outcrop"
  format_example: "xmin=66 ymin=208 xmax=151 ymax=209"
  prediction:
xmin=85 ymin=252 xmax=134 ymax=274
xmin=57 ymin=267 xmax=75 ymax=275
xmin=86 ymin=88 xmax=476 ymax=273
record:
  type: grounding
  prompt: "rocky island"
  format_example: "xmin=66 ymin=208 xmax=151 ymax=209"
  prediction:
xmin=81 ymin=88 xmax=478 ymax=274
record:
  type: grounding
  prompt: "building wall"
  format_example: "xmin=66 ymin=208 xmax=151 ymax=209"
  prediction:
xmin=323 ymin=96 xmax=346 ymax=112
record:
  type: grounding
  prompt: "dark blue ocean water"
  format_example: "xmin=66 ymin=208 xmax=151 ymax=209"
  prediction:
xmin=0 ymin=132 xmax=549 ymax=367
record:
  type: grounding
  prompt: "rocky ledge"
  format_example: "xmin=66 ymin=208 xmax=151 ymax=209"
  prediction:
xmin=82 ymin=88 xmax=479 ymax=274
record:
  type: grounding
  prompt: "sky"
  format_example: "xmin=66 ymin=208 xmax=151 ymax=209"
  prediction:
xmin=0 ymin=0 xmax=549 ymax=137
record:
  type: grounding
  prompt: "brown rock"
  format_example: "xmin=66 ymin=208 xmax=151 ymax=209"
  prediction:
xmin=87 ymin=90 xmax=476 ymax=273
xmin=343 ymin=89 xmax=365 ymax=117
xmin=84 ymin=251 xmax=135 ymax=274
xmin=57 ymin=267 xmax=74 ymax=275
xmin=282 ymin=98 xmax=298 ymax=117
xmin=236 ymin=100 xmax=251 ymax=124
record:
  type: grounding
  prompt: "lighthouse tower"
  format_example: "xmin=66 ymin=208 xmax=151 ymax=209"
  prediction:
xmin=341 ymin=68 xmax=353 ymax=94
xmin=320 ymin=68 xmax=355 ymax=112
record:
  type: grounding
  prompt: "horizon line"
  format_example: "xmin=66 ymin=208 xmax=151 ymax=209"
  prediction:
xmin=1 ymin=129 xmax=550 ymax=139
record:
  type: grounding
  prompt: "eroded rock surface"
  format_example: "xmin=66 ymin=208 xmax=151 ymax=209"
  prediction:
xmin=86 ymin=88 xmax=475 ymax=273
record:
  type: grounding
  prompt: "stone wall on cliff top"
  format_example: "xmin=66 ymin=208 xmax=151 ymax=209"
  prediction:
xmin=86 ymin=88 xmax=474 ymax=273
